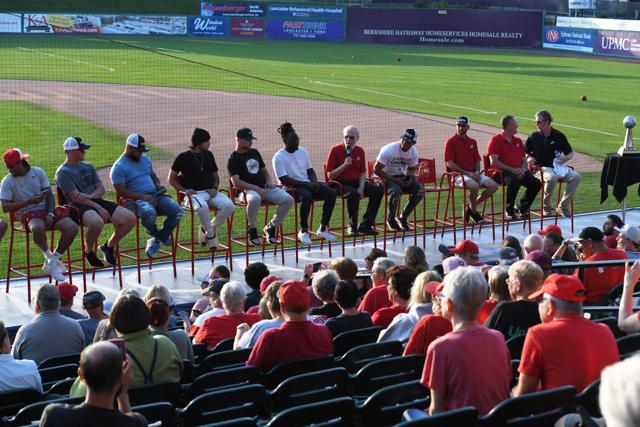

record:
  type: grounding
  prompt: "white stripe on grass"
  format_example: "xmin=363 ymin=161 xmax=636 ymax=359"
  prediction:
xmin=17 ymin=46 xmax=115 ymax=72
xmin=514 ymin=115 xmax=619 ymax=137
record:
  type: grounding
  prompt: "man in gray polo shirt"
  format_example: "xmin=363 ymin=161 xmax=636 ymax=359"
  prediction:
xmin=12 ymin=284 xmax=85 ymax=365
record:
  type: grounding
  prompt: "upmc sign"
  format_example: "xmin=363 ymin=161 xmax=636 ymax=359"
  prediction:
xmin=594 ymin=31 xmax=640 ymax=58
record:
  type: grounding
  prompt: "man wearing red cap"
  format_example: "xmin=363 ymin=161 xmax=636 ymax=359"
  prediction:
xmin=449 ymin=240 xmax=485 ymax=268
xmin=57 ymin=282 xmax=86 ymax=320
xmin=1 ymin=149 xmax=78 ymax=282
xmin=247 ymin=280 xmax=333 ymax=372
xmin=513 ymin=274 xmax=619 ymax=395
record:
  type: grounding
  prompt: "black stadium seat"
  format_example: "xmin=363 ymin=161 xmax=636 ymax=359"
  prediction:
xmin=266 ymin=397 xmax=355 ymax=427
xmin=506 ymin=335 xmax=526 ymax=360
xmin=350 ymin=354 xmax=424 ymax=398
xmin=128 ymin=380 xmax=185 ymax=407
xmin=268 ymin=367 xmax=350 ymax=413
xmin=398 ymin=407 xmax=479 ymax=426
xmin=3 ymin=395 xmax=82 ymax=426
xmin=333 ymin=326 xmax=383 ymax=357
xmin=0 ymin=388 xmax=42 ymax=418
xmin=616 ymin=333 xmax=640 ymax=359
xmin=576 ymin=378 xmax=601 ymax=418
xmin=337 ymin=341 xmax=403 ymax=373
xmin=38 ymin=353 xmax=81 ymax=369
xmin=177 ymin=384 xmax=266 ymax=425
xmin=261 ymin=355 xmax=337 ymax=389
xmin=38 ymin=364 xmax=78 ymax=390
xmin=355 ymin=380 xmax=430 ymax=426
xmin=187 ymin=366 xmax=260 ymax=400
xmin=131 ymin=402 xmax=177 ymax=427
xmin=197 ymin=348 xmax=252 ymax=375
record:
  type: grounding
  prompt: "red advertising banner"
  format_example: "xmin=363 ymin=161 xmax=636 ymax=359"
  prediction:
xmin=229 ymin=17 xmax=264 ymax=37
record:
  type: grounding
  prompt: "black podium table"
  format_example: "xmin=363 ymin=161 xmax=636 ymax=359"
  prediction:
xmin=600 ymin=152 xmax=640 ymax=204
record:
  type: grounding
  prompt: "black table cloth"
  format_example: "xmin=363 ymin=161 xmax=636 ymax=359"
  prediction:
xmin=601 ymin=152 xmax=640 ymax=203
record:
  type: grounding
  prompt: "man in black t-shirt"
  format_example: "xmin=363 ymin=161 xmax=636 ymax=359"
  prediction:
xmin=326 ymin=280 xmax=373 ymax=337
xmin=40 ymin=341 xmax=147 ymax=427
xmin=525 ymin=110 xmax=581 ymax=218
xmin=169 ymin=128 xmax=235 ymax=248
xmin=228 ymin=127 xmax=293 ymax=246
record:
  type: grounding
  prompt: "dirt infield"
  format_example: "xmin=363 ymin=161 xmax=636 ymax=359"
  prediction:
xmin=1 ymin=79 xmax=602 ymax=188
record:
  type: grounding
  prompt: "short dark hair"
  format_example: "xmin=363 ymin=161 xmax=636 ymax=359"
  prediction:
xmin=110 ymin=295 xmax=150 ymax=334
xmin=213 ymin=265 xmax=231 ymax=279
xmin=545 ymin=231 xmax=563 ymax=245
xmin=389 ymin=266 xmax=417 ymax=300
xmin=80 ymin=342 xmax=123 ymax=393
xmin=334 ymin=280 xmax=359 ymax=309
xmin=607 ymin=214 xmax=624 ymax=229
xmin=0 ymin=321 xmax=6 ymax=344
xmin=244 ymin=262 xmax=269 ymax=291
xmin=146 ymin=297 xmax=170 ymax=327
xmin=501 ymin=115 xmax=515 ymax=129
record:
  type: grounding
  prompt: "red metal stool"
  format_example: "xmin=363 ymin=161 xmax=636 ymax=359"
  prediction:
xmin=529 ymin=166 xmax=575 ymax=234
xmin=413 ymin=158 xmax=454 ymax=247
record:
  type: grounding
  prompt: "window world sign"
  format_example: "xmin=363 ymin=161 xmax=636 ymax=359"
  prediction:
xmin=188 ymin=16 xmax=228 ymax=35
xmin=268 ymin=5 xmax=345 ymax=20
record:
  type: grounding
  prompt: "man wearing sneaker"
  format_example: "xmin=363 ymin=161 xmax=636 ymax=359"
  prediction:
xmin=110 ymin=134 xmax=183 ymax=258
xmin=487 ymin=115 xmax=541 ymax=220
xmin=525 ymin=110 xmax=581 ymax=218
xmin=444 ymin=117 xmax=498 ymax=224
xmin=373 ymin=128 xmax=424 ymax=231
xmin=1 ymin=149 xmax=78 ymax=282
xmin=273 ymin=121 xmax=337 ymax=245
xmin=169 ymin=128 xmax=235 ymax=250
xmin=228 ymin=127 xmax=293 ymax=246
xmin=326 ymin=125 xmax=383 ymax=236
xmin=56 ymin=137 xmax=136 ymax=267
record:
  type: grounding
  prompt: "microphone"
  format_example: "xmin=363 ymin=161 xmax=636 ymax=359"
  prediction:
xmin=346 ymin=145 xmax=352 ymax=157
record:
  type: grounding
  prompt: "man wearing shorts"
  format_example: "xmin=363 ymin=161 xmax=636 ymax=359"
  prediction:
xmin=168 ymin=128 xmax=235 ymax=249
xmin=56 ymin=137 xmax=136 ymax=267
xmin=444 ymin=116 xmax=498 ymax=224
xmin=1 ymin=149 xmax=78 ymax=282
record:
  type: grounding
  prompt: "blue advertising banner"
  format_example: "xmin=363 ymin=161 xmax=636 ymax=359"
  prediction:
xmin=268 ymin=19 xmax=344 ymax=41
xmin=188 ymin=16 xmax=228 ymax=36
xmin=201 ymin=3 xmax=265 ymax=17
xmin=543 ymin=27 xmax=594 ymax=53
xmin=268 ymin=5 xmax=345 ymax=20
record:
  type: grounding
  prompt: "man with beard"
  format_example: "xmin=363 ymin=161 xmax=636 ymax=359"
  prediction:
xmin=110 ymin=134 xmax=183 ymax=258
xmin=603 ymin=214 xmax=623 ymax=249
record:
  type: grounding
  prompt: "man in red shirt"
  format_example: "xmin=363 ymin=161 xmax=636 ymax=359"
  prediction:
xmin=444 ymin=116 xmax=498 ymax=224
xmin=514 ymin=274 xmax=619 ymax=395
xmin=359 ymin=257 xmax=395 ymax=315
xmin=487 ymin=115 xmax=541 ymax=220
xmin=326 ymin=125 xmax=383 ymax=236
xmin=372 ymin=266 xmax=416 ymax=328
xmin=246 ymin=280 xmax=333 ymax=372
xmin=448 ymin=239 xmax=485 ymax=268
xmin=193 ymin=281 xmax=261 ymax=350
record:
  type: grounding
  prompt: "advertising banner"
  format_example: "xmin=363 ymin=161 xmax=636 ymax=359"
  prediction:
xmin=100 ymin=16 xmax=187 ymax=35
xmin=568 ymin=0 xmax=596 ymax=9
xmin=370 ymin=0 xmax=559 ymax=11
xmin=347 ymin=8 xmax=542 ymax=48
xmin=229 ymin=18 xmax=264 ymax=37
xmin=188 ymin=16 xmax=228 ymax=36
xmin=268 ymin=5 xmax=345 ymax=20
xmin=268 ymin=19 xmax=343 ymax=41
xmin=24 ymin=14 xmax=102 ymax=33
xmin=557 ymin=16 xmax=640 ymax=33
xmin=543 ymin=27 xmax=594 ymax=53
xmin=594 ymin=30 xmax=640 ymax=58
xmin=201 ymin=3 xmax=265 ymax=17
xmin=0 ymin=13 xmax=22 ymax=33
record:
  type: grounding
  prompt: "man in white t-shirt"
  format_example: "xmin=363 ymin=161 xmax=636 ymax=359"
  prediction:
xmin=272 ymin=121 xmax=337 ymax=245
xmin=373 ymin=129 xmax=425 ymax=231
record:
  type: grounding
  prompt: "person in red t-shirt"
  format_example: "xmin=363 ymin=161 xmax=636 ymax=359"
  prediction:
xmin=602 ymin=214 xmax=623 ymax=249
xmin=487 ymin=115 xmax=541 ymax=220
xmin=444 ymin=116 xmax=498 ymax=224
xmin=514 ymin=274 xmax=619 ymax=395
xmin=193 ymin=281 xmax=261 ymax=350
xmin=246 ymin=280 xmax=333 ymax=372
xmin=404 ymin=282 xmax=452 ymax=355
xmin=326 ymin=125 xmax=383 ymax=236
xmin=372 ymin=266 xmax=416 ymax=328
xmin=359 ymin=257 xmax=395 ymax=315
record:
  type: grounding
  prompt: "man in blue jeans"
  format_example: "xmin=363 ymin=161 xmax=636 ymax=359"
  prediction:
xmin=110 ymin=134 xmax=183 ymax=258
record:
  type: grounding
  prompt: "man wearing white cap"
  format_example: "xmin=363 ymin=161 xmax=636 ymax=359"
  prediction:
xmin=56 ymin=137 xmax=136 ymax=267
xmin=617 ymin=224 xmax=640 ymax=260
xmin=110 ymin=134 xmax=183 ymax=258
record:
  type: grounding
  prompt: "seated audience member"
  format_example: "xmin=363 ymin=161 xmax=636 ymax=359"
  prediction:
xmin=191 ymin=265 xmax=231 ymax=320
xmin=538 ymin=224 xmax=562 ymax=239
xmin=12 ymin=284 xmax=85 ymax=365
xmin=498 ymin=247 xmax=519 ymax=267
xmin=310 ymin=270 xmax=341 ymax=318
xmin=71 ymin=294 xmax=182 ymax=396
xmin=404 ymin=246 xmax=429 ymax=274
xmin=193 ymin=281 xmax=261 ymax=350
xmin=190 ymin=279 xmax=228 ymax=336
xmin=600 ymin=354 xmax=640 ymax=427
xmin=372 ymin=266 xmax=417 ymax=328
xmin=617 ymin=224 xmax=640 ymax=259
xmin=364 ymin=248 xmax=387 ymax=272
xmin=41 ymin=341 xmax=147 ymax=427
xmin=247 ymin=275 xmax=283 ymax=315
xmin=57 ymin=282 xmax=87 ymax=320
xmin=514 ymin=274 xmax=619 ymax=395
xmin=93 ymin=289 xmax=140 ymax=343
xmin=617 ymin=260 xmax=640 ymax=333
xmin=359 ymin=257 xmax=395 ymax=315
xmin=79 ymin=291 xmax=108 ymax=346
xmin=143 ymin=285 xmax=178 ymax=329
xmin=147 ymin=298 xmax=194 ymax=362
xmin=477 ymin=266 xmax=510 ymax=324
xmin=325 ymin=280 xmax=373 ymax=337
xmin=404 ymin=282 xmax=452 ymax=356
xmin=502 ymin=235 xmax=524 ymax=260
xmin=442 ymin=256 xmax=466 ymax=276
xmin=542 ymin=231 xmax=577 ymax=275
xmin=331 ymin=257 xmax=359 ymax=282
xmin=485 ymin=260 xmax=543 ymax=340
xmin=523 ymin=234 xmax=543 ymax=256
xmin=422 ymin=267 xmax=511 ymax=415
xmin=525 ymin=250 xmax=553 ymax=277
xmin=0 ymin=320 xmax=42 ymax=393
xmin=449 ymin=240 xmax=484 ymax=268
xmin=378 ymin=271 xmax=441 ymax=342
xmin=235 ymin=281 xmax=284 ymax=349
xmin=603 ymin=214 xmax=623 ymax=249
xmin=244 ymin=262 xmax=270 ymax=311
xmin=247 ymin=280 xmax=333 ymax=371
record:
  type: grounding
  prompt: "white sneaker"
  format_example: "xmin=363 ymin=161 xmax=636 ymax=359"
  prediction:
xmin=298 ymin=230 xmax=313 ymax=246
xmin=42 ymin=259 xmax=66 ymax=282
xmin=51 ymin=255 xmax=68 ymax=273
xmin=207 ymin=230 xmax=219 ymax=249
xmin=316 ymin=227 xmax=336 ymax=242
xmin=198 ymin=225 xmax=207 ymax=247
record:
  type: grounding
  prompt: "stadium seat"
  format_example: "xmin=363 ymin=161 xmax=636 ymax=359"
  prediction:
xmin=192 ymin=343 xmax=208 ymax=364
xmin=45 ymin=378 xmax=75 ymax=396
xmin=355 ymin=380 xmax=430 ymax=426
xmin=350 ymin=354 xmax=425 ymax=399
xmin=266 ymin=397 xmax=355 ymax=427
xmin=576 ymin=378 xmax=601 ymax=418
xmin=197 ymin=348 xmax=252 ymax=376
xmin=593 ymin=316 xmax=626 ymax=339
xmin=181 ymin=359 xmax=196 ymax=384
xmin=480 ymin=385 xmax=576 ymax=426
xmin=128 ymin=381 xmax=185 ymax=407
xmin=3 ymin=395 xmax=82 ymax=426
xmin=267 ymin=367 xmax=350 ymax=414
xmin=333 ymin=326 xmax=383 ymax=357
xmin=506 ymin=334 xmax=526 ymax=360
xmin=0 ymin=388 xmax=43 ymax=418
xmin=187 ymin=366 xmax=260 ymax=400
xmin=399 ymin=407 xmax=479 ymax=426
xmin=413 ymin=158 xmax=454 ymax=246
xmin=616 ymin=333 xmax=640 ymax=359
xmin=211 ymin=337 xmax=235 ymax=353
xmin=131 ymin=402 xmax=177 ymax=427
xmin=177 ymin=384 xmax=266 ymax=425
xmin=511 ymin=359 xmax=520 ymax=389
xmin=337 ymin=341 xmax=403 ymax=374
xmin=38 ymin=352 xmax=81 ymax=369
xmin=529 ymin=165 xmax=575 ymax=234
xmin=261 ymin=355 xmax=337 ymax=390
xmin=38 ymin=364 xmax=78 ymax=391
xmin=599 ymin=283 xmax=625 ymax=306
xmin=197 ymin=418 xmax=258 ymax=427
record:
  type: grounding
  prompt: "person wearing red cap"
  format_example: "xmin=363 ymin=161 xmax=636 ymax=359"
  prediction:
xmin=247 ymin=280 xmax=333 ymax=372
xmin=538 ymin=224 xmax=562 ymax=238
xmin=449 ymin=240 xmax=485 ymax=268
xmin=404 ymin=282 xmax=452 ymax=356
xmin=371 ymin=266 xmax=416 ymax=329
xmin=1 ymin=148 xmax=78 ymax=282
xmin=513 ymin=274 xmax=619 ymax=396
xmin=57 ymin=282 xmax=86 ymax=320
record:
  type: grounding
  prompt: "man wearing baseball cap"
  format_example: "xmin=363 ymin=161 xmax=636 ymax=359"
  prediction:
xmin=78 ymin=290 xmax=107 ymax=346
xmin=247 ymin=280 xmax=333 ymax=371
xmin=110 ymin=134 xmax=183 ymax=258
xmin=56 ymin=137 xmax=136 ymax=268
xmin=1 ymin=148 xmax=78 ymax=282
xmin=373 ymin=128 xmax=424 ymax=232
xmin=444 ymin=116 xmax=498 ymax=224
xmin=513 ymin=274 xmax=618 ymax=395
xmin=57 ymin=282 xmax=86 ymax=320
xmin=168 ymin=128 xmax=235 ymax=250
xmin=617 ymin=224 xmax=640 ymax=259
xmin=449 ymin=239 xmax=485 ymax=268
